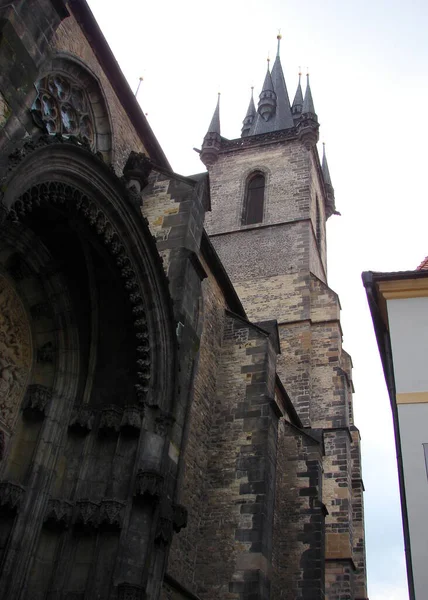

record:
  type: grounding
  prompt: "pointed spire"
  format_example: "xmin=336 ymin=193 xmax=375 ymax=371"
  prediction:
xmin=291 ymin=71 xmax=303 ymax=119
xmin=207 ymin=92 xmax=221 ymax=134
xmin=241 ymin=87 xmax=256 ymax=137
xmin=200 ymin=94 xmax=222 ymax=168
xmin=322 ymin=143 xmax=336 ymax=218
xmin=297 ymin=72 xmax=319 ymax=149
xmin=302 ymin=73 xmax=316 ymax=116
xmin=257 ymin=59 xmax=277 ymax=122
xmin=322 ymin=143 xmax=332 ymax=186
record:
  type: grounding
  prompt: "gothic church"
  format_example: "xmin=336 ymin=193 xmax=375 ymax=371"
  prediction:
xmin=0 ymin=1 xmax=367 ymax=599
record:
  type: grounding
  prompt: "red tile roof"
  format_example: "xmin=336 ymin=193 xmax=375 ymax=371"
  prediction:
xmin=416 ymin=256 xmax=428 ymax=270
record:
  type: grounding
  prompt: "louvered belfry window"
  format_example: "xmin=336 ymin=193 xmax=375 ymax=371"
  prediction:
xmin=243 ymin=172 xmax=265 ymax=225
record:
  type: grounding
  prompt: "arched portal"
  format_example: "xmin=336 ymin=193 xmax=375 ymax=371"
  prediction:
xmin=0 ymin=137 xmax=177 ymax=599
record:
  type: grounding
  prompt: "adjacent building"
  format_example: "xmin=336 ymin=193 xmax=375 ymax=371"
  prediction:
xmin=363 ymin=259 xmax=428 ymax=600
xmin=0 ymin=1 xmax=367 ymax=598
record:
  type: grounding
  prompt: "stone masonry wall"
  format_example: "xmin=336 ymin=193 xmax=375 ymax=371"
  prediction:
xmin=194 ymin=312 xmax=279 ymax=600
xmin=271 ymin=421 xmax=325 ymax=600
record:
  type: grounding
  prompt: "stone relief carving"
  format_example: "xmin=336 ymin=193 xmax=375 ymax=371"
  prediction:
xmin=99 ymin=499 xmax=125 ymax=529
xmin=99 ymin=405 xmax=123 ymax=434
xmin=0 ymin=275 xmax=32 ymax=429
xmin=31 ymin=75 xmax=95 ymax=150
xmin=23 ymin=384 xmax=52 ymax=418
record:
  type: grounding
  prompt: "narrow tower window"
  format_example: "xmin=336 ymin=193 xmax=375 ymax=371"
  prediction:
xmin=243 ymin=172 xmax=265 ymax=225
xmin=316 ymin=195 xmax=322 ymax=250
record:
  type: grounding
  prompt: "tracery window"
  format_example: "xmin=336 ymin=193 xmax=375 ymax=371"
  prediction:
xmin=31 ymin=74 xmax=95 ymax=149
xmin=242 ymin=172 xmax=265 ymax=225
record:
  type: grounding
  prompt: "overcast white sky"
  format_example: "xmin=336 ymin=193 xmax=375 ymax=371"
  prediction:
xmin=87 ymin=1 xmax=428 ymax=597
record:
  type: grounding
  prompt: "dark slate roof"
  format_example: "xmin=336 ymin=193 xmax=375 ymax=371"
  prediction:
xmin=322 ymin=143 xmax=332 ymax=186
xmin=248 ymin=54 xmax=294 ymax=136
xmin=292 ymin=73 xmax=303 ymax=110
xmin=206 ymin=94 xmax=221 ymax=134
xmin=302 ymin=74 xmax=316 ymax=115
xmin=244 ymin=88 xmax=256 ymax=119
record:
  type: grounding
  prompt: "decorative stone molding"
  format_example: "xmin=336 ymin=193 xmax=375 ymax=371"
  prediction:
xmin=123 ymin=151 xmax=152 ymax=194
xmin=68 ymin=406 xmax=94 ymax=434
xmin=74 ymin=499 xmax=99 ymax=528
xmin=134 ymin=470 xmax=164 ymax=503
xmin=0 ymin=481 xmax=25 ymax=512
xmin=3 ymin=171 xmax=154 ymax=403
xmin=23 ymin=384 xmax=52 ymax=418
xmin=99 ymin=499 xmax=125 ymax=529
xmin=121 ymin=406 xmax=142 ymax=436
xmin=117 ymin=582 xmax=146 ymax=600
xmin=172 ymin=503 xmax=188 ymax=533
xmin=44 ymin=498 xmax=73 ymax=529
xmin=99 ymin=405 xmax=123 ymax=435
xmin=154 ymin=412 xmax=175 ymax=437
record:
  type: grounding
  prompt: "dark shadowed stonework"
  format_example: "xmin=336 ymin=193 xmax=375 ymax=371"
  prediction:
xmin=0 ymin=4 xmax=367 ymax=600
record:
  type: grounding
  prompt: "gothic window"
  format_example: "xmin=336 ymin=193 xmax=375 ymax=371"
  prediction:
xmin=316 ymin=194 xmax=322 ymax=250
xmin=242 ymin=172 xmax=265 ymax=225
xmin=31 ymin=74 xmax=95 ymax=150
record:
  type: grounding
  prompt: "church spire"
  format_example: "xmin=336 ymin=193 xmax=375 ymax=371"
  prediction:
xmin=291 ymin=71 xmax=303 ymax=120
xmin=302 ymin=73 xmax=316 ymax=115
xmin=322 ymin=143 xmax=336 ymax=217
xmin=246 ymin=34 xmax=294 ymax=135
xmin=201 ymin=93 xmax=222 ymax=168
xmin=241 ymin=87 xmax=256 ymax=137
xmin=297 ymin=73 xmax=319 ymax=149
xmin=257 ymin=59 xmax=276 ymax=122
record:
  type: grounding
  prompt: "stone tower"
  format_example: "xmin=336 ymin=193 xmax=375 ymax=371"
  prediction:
xmin=202 ymin=35 xmax=368 ymax=600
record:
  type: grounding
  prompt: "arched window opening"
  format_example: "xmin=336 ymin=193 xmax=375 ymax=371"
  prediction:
xmin=243 ymin=172 xmax=265 ymax=225
xmin=316 ymin=195 xmax=322 ymax=250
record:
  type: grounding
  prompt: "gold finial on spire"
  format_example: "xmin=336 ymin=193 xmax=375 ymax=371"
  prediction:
xmin=135 ymin=76 xmax=144 ymax=97
xmin=276 ymin=30 xmax=282 ymax=56
xmin=298 ymin=65 xmax=302 ymax=76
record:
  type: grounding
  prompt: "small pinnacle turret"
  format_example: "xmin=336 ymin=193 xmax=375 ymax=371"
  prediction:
xmin=297 ymin=73 xmax=319 ymax=149
xmin=322 ymin=143 xmax=336 ymax=217
xmin=201 ymin=93 xmax=221 ymax=168
xmin=257 ymin=60 xmax=277 ymax=122
xmin=241 ymin=87 xmax=256 ymax=137
xmin=291 ymin=72 xmax=303 ymax=121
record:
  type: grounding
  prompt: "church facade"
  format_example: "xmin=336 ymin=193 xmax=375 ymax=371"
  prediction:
xmin=0 ymin=1 xmax=367 ymax=599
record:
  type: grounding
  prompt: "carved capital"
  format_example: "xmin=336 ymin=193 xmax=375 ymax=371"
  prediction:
xmin=23 ymin=385 xmax=52 ymax=418
xmin=99 ymin=405 xmax=123 ymax=435
xmin=68 ymin=407 xmax=94 ymax=434
xmin=74 ymin=499 xmax=99 ymax=528
xmin=123 ymin=151 xmax=152 ymax=192
xmin=154 ymin=412 xmax=175 ymax=437
xmin=121 ymin=406 xmax=142 ymax=436
xmin=134 ymin=469 xmax=164 ymax=503
xmin=155 ymin=502 xmax=174 ymax=546
xmin=172 ymin=503 xmax=188 ymax=533
xmin=0 ymin=481 xmax=25 ymax=512
xmin=117 ymin=582 xmax=146 ymax=600
xmin=44 ymin=498 xmax=73 ymax=529
xmin=99 ymin=499 xmax=125 ymax=529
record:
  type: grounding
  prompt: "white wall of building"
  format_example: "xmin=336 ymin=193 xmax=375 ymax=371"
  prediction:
xmin=397 ymin=403 xmax=428 ymax=599
xmin=387 ymin=296 xmax=428 ymax=394
xmin=387 ymin=295 xmax=428 ymax=599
